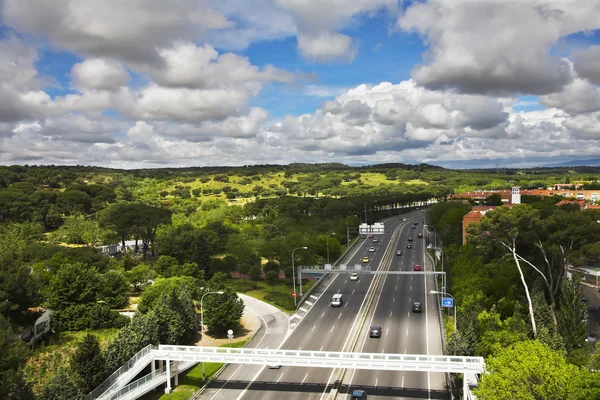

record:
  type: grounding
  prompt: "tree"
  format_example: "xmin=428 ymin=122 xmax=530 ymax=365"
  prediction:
xmin=98 ymin=270 xmax=130 ymax=309
xmin=264 ymin=271 xmax=279 ymax=292
xmin=475 ymin=340 xmax=599 ymax=400
xmin=125 ymin=263 xmax=157 ymax=291
xmin=154 ymin=255 xmax=179 ymax=277
xmin=105 ymin=312 xmax=161 ymax=371
xmin=0 ymin=315 xmax=33 ymax=400
xmin=557 ymin=274 xmax=588 ymax=355
xmin=137 ymin=276 xmax=200 ymax=313
xmin=71 ymin=334 xmax=107 ymax=394
xmin=39 ymin=368 xmax=83 ymax=400
xmin=485 ymin=193 xmax=503 ymax=206
xmin=263 ymin=261 xmax=280 ymax=275
xmin=151 ymin=288 xmax=197 ymax=344
xmin=46 ymin=262 xmax=99 ymax=310
xmin=202 ymin=289 xmax=244 ymax=335
xmin=248 ymin=266 xmax=261 ymax=288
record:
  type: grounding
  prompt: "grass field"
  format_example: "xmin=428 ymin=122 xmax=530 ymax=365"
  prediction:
xmin=158 ymin=340 xmax=248 ymax=400
xmin=229 ymin=278 xmax=316 ymax=313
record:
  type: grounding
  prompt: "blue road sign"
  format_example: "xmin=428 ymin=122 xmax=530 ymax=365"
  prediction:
xmin=442 ymin=297 xmax=454 ymax=308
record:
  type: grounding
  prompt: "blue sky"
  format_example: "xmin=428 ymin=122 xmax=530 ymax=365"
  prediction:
xmin=1 ymin=1 xmax=600 ymax=168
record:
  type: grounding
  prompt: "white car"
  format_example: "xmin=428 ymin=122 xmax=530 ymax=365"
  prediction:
xmin=368 ymin=247 xmax=375 ymax=252
xmin=350 ymin=273 xmax=359 ymax=281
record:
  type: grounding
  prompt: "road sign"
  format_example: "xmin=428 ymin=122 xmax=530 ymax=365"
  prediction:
xmin=442 ymin=297 xmax=454 ymax=308
xmin=292 ymin=292 xmax=296 ymax=297
xmin=227 ymin=329 xmax=234 ymax=340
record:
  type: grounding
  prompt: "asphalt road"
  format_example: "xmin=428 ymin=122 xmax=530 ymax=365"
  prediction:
xmin=201 ymin=211 xmax=447 ymax=400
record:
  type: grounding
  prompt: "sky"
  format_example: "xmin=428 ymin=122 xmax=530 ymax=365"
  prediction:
xmin=1 ymin=0 xmax=600 ymax=169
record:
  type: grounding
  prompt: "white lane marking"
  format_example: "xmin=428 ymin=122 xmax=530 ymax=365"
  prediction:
xmin=393 ymin=297 xmax=395 ymax=302
xmin=299 ymin=307 xmax=308 ymax=312
xmin=386 ymin=328 xmax=389 ymax=336
xmin=305 ymin=300 xmax=313 ymax=306
xmin=338 ymin=313 xmax=342 ymax=319
xmin=311 ymin=326 xmax=316 ymax=332
xmin=337 ymin=289 xmax=341 ymax=294
xmin=410 ymin=286 xmax=412 ymax=291
xmin=344 ymin=302 xmax=348 ymax=307
xmin=344 ymin=280 xmax=347 ymax=284
xmin=408 ymin=311 xmax=410 ymax=317
xmin=352 ymin=289 xmax=355 ymax=294
xmin=301 ymin=373 xmax=308 ymax=385
xmin=389 ymin=311 xmax=393 ymax=317
xmin=395 ymin=285 xmax=398 ymax=290
xmin=375 ymin=378 xmax=379 ymax=387
xmin=330 ymin=325 xmax=335 ymax=333
xmin=402 ymin=375 xmax=405 ymax=387
xmin=310 ymin=295 xmax=318 ymax=300
xmin=320 ymin=346 xmax=323 ymax=351
xmin=409 ymin=297 xmax=411 ymax=302
xmin=406 ymin=328 xmax=409 ymax=336
xmin=321 ymin=312 xmax=325 ymax=318
xmin=276 ymin=373 xmax=284 ymax=383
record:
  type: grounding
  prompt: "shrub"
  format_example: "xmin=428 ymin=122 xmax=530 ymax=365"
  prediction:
xmin=52 ymin=304 xmax=129 ymax=332
xmin=264 ymin=292 xmax=295 ymax=311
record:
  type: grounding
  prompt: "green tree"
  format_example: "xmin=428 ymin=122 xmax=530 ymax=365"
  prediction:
xmin=154 ymin=255 xmax=179 ymax=277
xmin=46 ymin=262 xmax=99 ymax=310
xmin=137 ymin=276 xmax=200 ymax=313
xmin=0 ymin=315 xmax=33 ymax=400
xmin=475 ymin=340 xmax=599 ymax=400
xmin=105 ymin=312 xmax=161 ymax=371
xmin=263 ymin=261 xmax=280 ymax=275
xmin=264 ymin=271 xmax=279 ymax=292
xmin=151 ymin=288 xmax=197 ymax=344
xmin=485 ymin=193 xmax=503 ymax=206
xmin=98 ymin=270 xmax=130 ymax=309
xmin=71 ymin=333 xmax=107 ymax=394
xmin=202 ymin=289 xmax=244 ymax=335
xmin=39 ymin=368 xmax=83 ymax=400
xmin=248 ymin=266 xmax=261 ymax=288
xmin=125 ymin=263 xmax=157 ymax=291
xmin=557 ymin=275 xmax=588 ymax=356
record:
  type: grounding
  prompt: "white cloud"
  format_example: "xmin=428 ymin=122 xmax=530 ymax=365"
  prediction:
xmin=397 ymin=0 xmax=600 ymax=95
xmin=541 ymin=77 xmax=600 ymax=114
xmin=2 ymin=0 xmax=231 ymax=65
xmin=71 ymin=59 xmax=130 ymax=91
xmin=572 ymin=45 xmax=600 ymax=85
xmin=297 ymin=32 xmax=357 ymax=62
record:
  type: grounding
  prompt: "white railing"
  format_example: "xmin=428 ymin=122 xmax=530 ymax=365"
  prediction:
xmin=86 ymin=344 xmax=158 ymax=400
xmin=154 ymin=346 xmax=485 ymax=374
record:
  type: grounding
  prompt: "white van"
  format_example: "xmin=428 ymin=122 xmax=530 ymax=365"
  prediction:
xmin=331 ymin=293 xmax=343 ymax=307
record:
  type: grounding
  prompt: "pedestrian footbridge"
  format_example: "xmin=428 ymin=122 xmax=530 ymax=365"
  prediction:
xmin=87 ymin=345 xmax=485 ymax=400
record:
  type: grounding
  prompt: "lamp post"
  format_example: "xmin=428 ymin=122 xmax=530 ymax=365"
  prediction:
xmin=425 ymin=224 xmax=444 ymax=291
xmin=292 ymin=246 xmax=308 ymax=307
xmin=346 ymin=215 xmax=357 ymax=248
xmin=200 ymin=290 xmax=224 ymax=380
xmin=430 ymin=290 xmax=456 ymax=332
xmin=326 ymin=232 xmax=336 ymax=264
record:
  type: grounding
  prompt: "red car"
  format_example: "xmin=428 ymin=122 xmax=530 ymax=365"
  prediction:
xmin=418 ymin=232 xmax=423 ymax=238
xmin=413 ymin=265 xmax=421 ymax=271
xmin=369 ymin=233 xmax=375 ymax=238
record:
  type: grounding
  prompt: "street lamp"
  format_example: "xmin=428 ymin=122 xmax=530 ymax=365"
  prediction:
xmin=430 ymin=290 xmax=456 ymax=332
xmin=200 ymin=290 xmax=224 ymax=380
xmin=346 ymin=215 xmax=357 ymax=248
xmin=292 ymin=246 xmax=308 ymax=307
xmin=326 ymin=232 xmax=336 ymax=264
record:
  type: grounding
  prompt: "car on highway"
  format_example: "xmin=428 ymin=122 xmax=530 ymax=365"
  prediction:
xmin=362 ymin=256 xmax=369 ymax=263
xmin=372 ymin=238 xmax=378 ymax=243
xmin=408 ymin=237 xmax=413 ymax=241
xmin=351 ymin=390 xmax=367 ymax=400
xmin=369 ymin=326 xmax=382 ymax=338
xmin=267 ymin=364 xmax=281 ymax=369
xmin=361 ymin=235 xmax=367 ymax=239
xmin=402 ymin=218 xmax=407 ymax=222
xmin=413 ymin=265 xmax=421 ymax=271
xmin=350 ymin=273 xmax=359 ymax=281
xmin=368 ymin=246 xmax=375 ymax=252
xmin=406 ymin=244 xmax=412 ymax=249
xmin=411 ymin=225 xmax=416 ymax=229
xmin=396 ymin=250 xmax=402 ymax=256
xmin=369 ymin=233 xmax=375 ymax=238
xmin=412 ymin=302 xmax=422 ymax=313
xmin=418 ymin=233 xmax=423 ymax=238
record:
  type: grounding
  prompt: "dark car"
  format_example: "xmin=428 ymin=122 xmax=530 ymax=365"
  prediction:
xmin=369 ymin=326 xmax=382 ymax=338
xmin=418 ymin=232 xmax=423 ymax=238
xmin=361 ymin=235 xmax=367 ymax=239
xmin=396 ymin=250 xmax=402 ymax=256
xmin=411 ymin=225 xmax=416 ymax=229
xmin=413 ymin=221 xmax=418 ymax=225
xmin=351 ymin=390 xmax=367 ymax=400
xmin=412 ymin=302 xmax=422 ymax=313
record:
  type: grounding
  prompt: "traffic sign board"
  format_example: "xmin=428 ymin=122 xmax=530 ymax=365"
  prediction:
xmin=292 ymin=292 xmax=296 ymax=297
xmin=442 ymin=297 xmax=454 ymax=308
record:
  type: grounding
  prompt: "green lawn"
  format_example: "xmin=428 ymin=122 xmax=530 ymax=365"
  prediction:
xmin=159 ymin=340 xmax=247 ymax=400
xmin=229 ymin=278 xmax=316 ymax=313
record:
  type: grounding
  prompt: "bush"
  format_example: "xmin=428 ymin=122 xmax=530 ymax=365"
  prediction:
xmin=53 ymin=304 xmax=129 ymax=332
xmin=229 ymin=280 xmax=257 ymax=292
xmin=264 ymin=292 xmax=295 ymax=311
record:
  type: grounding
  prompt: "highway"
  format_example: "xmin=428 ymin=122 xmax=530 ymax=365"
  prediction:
xmin=201 ymin=211 xmax=447 ymax=400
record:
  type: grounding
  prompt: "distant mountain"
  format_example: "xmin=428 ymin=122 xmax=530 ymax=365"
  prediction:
xmin=545 ymin=159 xmax=600 ymax=167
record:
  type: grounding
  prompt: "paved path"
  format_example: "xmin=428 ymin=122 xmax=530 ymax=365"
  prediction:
xmin=198 ymin=293 xmax=289 ymax=400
